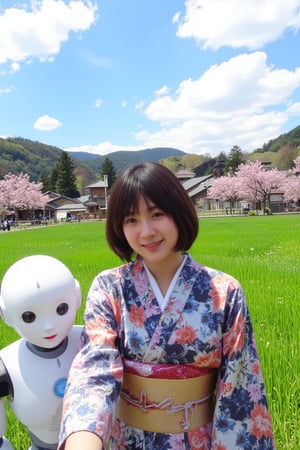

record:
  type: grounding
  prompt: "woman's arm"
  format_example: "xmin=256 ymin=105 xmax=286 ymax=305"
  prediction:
xmin=213 ymin=282 xmax=275 ymax=448
xmin=58 ymin=273 xmax=123 ymax=449
xmin=64 ymin=431 xmax=103 ymax=450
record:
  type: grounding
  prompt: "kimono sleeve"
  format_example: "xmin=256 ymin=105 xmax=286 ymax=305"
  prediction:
xmin=58 ymin=273 xmax=123 ymax=450
xmin=211 ymin=282 xmax=276 ymax=450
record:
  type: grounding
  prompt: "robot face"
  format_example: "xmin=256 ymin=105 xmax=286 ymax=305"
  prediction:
xmin=0 ymin=255 xmax=82 ymax=348
xmin=14 ymin=287 xmax=79 ymax=348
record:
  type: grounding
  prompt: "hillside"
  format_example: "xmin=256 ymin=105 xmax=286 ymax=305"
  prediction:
xmin=68 ymin=147 xmax=186 ymax=174
xmin=0 ymin=137 xmax=60 ymax=180
xmin=0 ymin=137 xmax=90 ymax=181
xmin=255 ymin=125 xmax=300 ymax=152
xmin=250 ymin=125 xmax=300 ymax=170
xmin=1 ymin=125 xmax=300 ymax=181
xmin=0 ymin=137 xmax=185 ymax=181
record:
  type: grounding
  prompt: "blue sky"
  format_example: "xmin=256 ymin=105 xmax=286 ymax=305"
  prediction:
xmin=1 ymin=0 xmax=300 ymax=157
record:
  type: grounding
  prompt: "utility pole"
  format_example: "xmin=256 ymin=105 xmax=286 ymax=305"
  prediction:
xmin=104 ymin=175 xmax=108 ymax=210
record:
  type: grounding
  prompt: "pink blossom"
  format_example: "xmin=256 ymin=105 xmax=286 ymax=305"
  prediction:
xmin=0 ymin=172 xmax=49 ymax=211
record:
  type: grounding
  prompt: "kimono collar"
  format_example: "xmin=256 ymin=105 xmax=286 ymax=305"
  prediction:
xmin=143 ymin=254 xmax=187 ymax=311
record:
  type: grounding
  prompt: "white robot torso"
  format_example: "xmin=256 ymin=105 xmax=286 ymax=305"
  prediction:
xmin=0 ymin=325 xmax=82 ymax=447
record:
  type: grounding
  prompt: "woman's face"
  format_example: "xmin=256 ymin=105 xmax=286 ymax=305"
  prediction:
xmin=122 ymin=195 xmax=181 ymax=273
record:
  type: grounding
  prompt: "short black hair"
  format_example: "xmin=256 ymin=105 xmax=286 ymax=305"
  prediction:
xmin=106 ymin=161 xmax=199 ymax=261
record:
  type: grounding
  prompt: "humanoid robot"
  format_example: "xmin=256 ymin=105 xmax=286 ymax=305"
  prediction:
xmin=0 ymin=255 xmax=83 ymax=450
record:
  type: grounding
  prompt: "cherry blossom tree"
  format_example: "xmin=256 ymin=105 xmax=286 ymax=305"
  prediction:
xmin=283 ymin=156 xmax=300 ymax=206
xmin=235 ymin=161 xmax=286 ymax=214
xmin=283 ymin=176 xmax=300 ymax=204
xmin=0 ymin=173 xmax=49 ymax=222
xmin=290 ymin=156 xmax=300 ymax=175
xmin=207 ymin=175 xmax=244 ymax=214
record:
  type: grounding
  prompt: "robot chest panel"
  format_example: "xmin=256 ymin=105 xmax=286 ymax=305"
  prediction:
xmin=3 ymin=344 xmax=72 ymax=427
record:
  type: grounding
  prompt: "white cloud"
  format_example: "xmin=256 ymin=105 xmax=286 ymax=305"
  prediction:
xmin=64 ymin=141 xmax=142 ymax=155
xmin=172 ymin=11 xmax=181 ymax=25
xmin=80 ymin=50 xmax=112 ymax=68
xmin=33 ymin=114 xmax=62 ymax=131
xmin=175 ymin=0 xmax=300 ymax=49
xmin=134 ymin=100 xmax=144 ymax=110
xmin=155 ymin=85 xmax=170 ymax=96
xmin=0 ymin=62 xmax=20 ymax=76
xmin=65 ymin=51 xmax=300 ymax=157
xmin=10 ymin=62 xmax=20 ymax=73
xmin=93 ymin=98 xmax=103 ymax=108
xmin=0 ymin=86 xmax=14 ymax=95
xmin=132 ymin=52 xmax=300 ymax=155
xmin=145 ymin=52 xmax=300 ymax=123
xmin=0 ymin=1 xmax=97 ymax=65
xmin=286 ymin=101 xmax=300 ymax=115
xmin=134 ymin=110 xmax=287 ymax=155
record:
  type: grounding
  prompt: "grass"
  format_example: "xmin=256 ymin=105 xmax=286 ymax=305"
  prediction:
xmin=0 ymin=215 xmax=299 ymax=449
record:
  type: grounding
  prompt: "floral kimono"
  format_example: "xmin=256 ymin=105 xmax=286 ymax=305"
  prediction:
xmin=59 ymin=255 xmax=275 ymax=449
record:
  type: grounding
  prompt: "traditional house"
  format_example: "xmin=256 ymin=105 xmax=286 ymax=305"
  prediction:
xmin=83 ymin=180 xmax=108 ymax=218
xmin=175 ymin=169 xmax=195 ymax=182
xmin=269 ymin=188 xmax=286 ymax=213
xmin=45 ymin=192 xmax=87 ymax=221
xmin=181 ymin=175 xmax=215 ymax=209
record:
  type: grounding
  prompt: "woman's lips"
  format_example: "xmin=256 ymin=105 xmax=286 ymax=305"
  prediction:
xmin=143 ymin=240 xmax=162 ymax=250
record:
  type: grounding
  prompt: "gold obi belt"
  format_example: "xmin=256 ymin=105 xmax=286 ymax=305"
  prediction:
xmin=117 ymin=359 xmax=217 ymax=434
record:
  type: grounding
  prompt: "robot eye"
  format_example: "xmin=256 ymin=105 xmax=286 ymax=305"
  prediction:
xmin=56 ymin=302 xmax=69 ymax=316
xmin=22 ymin=311 xmax=36 ymax=323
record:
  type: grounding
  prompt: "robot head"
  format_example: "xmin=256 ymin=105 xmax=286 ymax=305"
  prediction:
xmin=0 ymin=255 xmax=82 ymax=348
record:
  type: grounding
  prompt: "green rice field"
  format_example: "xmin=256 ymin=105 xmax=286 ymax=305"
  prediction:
xmin=0 ymin=214 xmax=299 ymax=449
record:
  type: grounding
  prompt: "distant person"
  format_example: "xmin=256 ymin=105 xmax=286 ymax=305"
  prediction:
xmin=243 ymin=204 xmax=250 ymax=215
xmin=1 ymin=220 xmax=9 ymax=231
xmin=59 ymin=162 xmax=275 ymax=450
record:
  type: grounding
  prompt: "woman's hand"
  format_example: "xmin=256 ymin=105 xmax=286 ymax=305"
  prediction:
xmin=64 ymin=431 xmax=103 ymax=450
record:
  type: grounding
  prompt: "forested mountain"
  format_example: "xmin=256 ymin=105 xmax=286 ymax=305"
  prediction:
xmin=0 ymin=137 xmax=185 ymax=181
xmin=256 ymin=125 xmax=300 ymax=152
xmin=1 ymin=125 xmax=300 ymax=182
xmin=0 ymin=137 xmax=84 ymax=181
xmin=250 ymin=125 xmax=300 ymax=170
xmin=70 ymin=147 xmax=186 ymax=175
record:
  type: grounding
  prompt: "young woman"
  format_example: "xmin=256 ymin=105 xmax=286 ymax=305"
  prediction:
xmin=59 ymin=162 xmax=275 ymax=450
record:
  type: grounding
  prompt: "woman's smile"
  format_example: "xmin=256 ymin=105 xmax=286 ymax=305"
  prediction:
xmin=142 ymin=240 xmax=163 ymax=250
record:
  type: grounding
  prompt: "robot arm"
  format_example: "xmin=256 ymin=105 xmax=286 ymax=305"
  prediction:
xmin=0 ymin=400 xmax=6 ymax=438
xmin=0 ymin=360 xmax=14 ymax=449
xmin=0 ymin=401 xmax=13 ymax=450
xmin=0 ymin=359 xmax=13 ymax=399
xmin=0 ymin=437 xmax=14 ymax=450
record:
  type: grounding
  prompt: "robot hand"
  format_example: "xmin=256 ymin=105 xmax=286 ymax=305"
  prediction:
xmin=0 ymin=437 xmax=14 ymax=450
xmin=0 ymin=401 xmax=13 ymax=449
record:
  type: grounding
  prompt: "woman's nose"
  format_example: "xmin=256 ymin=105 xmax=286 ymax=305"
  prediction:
xmin=140 ymin=219 xmax=155 ymax=236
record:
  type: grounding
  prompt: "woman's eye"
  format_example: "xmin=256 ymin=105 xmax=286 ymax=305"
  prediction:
xmin=22 ymin=311 xmax=36 ymax=323
xmin=153 ymin=210 xmax=164 ymax=218
xmin=56 ymin=303 xmax=69 ymax=316
xmin=124 ymin=217 xmax=136 ymax=224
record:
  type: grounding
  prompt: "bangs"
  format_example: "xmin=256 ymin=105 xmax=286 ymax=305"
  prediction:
xmin=116 ymin=185 xmax=143 ymax=223
xmin=118 ymin=177 xmax=160 ymax=219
